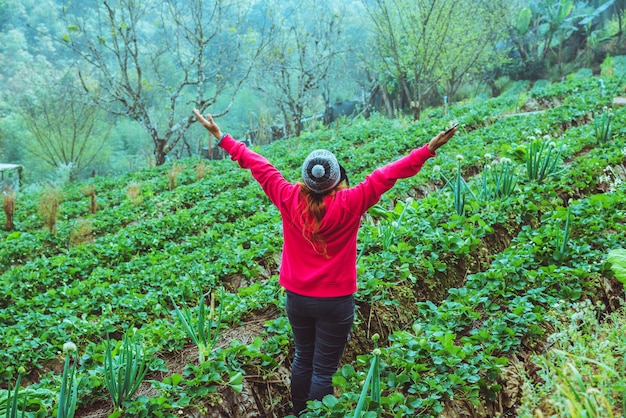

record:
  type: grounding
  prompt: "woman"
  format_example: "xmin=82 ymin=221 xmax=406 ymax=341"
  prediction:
xmin=193 ymin=108 xmax=456 ymax=415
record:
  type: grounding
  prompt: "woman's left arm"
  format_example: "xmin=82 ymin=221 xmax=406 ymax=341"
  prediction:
xmin=346 ymin=126 xmax=457 ymax=213
xmin=193 ymin=109 xmax=223 ymax=140
xmin=193 ymin=109 xmax=294 ymax=207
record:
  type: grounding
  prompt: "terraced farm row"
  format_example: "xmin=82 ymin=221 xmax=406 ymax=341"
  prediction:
xmin=1 ymin=67 xmax=625 ymax=416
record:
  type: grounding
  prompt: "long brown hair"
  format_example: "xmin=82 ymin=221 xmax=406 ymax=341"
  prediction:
xmin=297 ymin=180 xmax=347 ymax=257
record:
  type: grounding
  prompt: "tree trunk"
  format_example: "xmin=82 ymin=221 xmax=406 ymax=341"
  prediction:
xmin=380 ymin=85 xmax=394 ymax=118
xmin=155 ymin=139 xmax=167 ymax=166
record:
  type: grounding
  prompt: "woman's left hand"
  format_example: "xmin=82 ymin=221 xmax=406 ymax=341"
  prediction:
xmin=193 ymin=108 xmax=223 ymax=140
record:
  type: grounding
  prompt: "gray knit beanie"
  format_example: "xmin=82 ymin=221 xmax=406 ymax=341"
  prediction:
xmin=301 ymin=149 xmax=341 ymax=193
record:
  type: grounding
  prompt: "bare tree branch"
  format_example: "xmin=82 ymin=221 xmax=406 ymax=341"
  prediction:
xmin=60 ymin=0 xmax=271 ymax=165
xmin=20 ymin=73 xmax=111 ymax=181
xmin=253 ymin=0 xmax=348 ymax=137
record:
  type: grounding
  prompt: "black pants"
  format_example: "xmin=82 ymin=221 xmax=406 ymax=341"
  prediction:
xmin=285 ymin=290 xmax=355 ymax=415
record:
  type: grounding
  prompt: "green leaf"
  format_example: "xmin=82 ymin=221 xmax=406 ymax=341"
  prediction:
xmin=322 ymin=394 xmax=338 ymax=409
xmin=607 ymin=248 xmax=626 ymax=285
xmin=516 ymin=8 xmax=531 ymax=35
xmin=227 ymin=372 xmax=243 ymax=393
xmin=165 ymin=373 xmax=183 ymax=386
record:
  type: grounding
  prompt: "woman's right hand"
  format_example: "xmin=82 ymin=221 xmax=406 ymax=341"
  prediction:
xmin=193 ymin=108 xmax=223 ymax=140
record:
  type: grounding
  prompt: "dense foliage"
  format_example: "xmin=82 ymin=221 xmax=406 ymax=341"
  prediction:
xmin=1 ymin=62 xmax=625 ymax=416
xmin=0 ymin=0 xmax=624 ymax=182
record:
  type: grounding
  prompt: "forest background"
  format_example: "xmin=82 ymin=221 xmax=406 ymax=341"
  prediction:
xmin=0 ymin=0 xmax=625 ymax=184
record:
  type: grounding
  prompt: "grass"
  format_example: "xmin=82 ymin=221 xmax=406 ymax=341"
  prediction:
xmin=167 ymin=163 xmax=185 ymax=191
xmin=518 ymin=299 xmax=626 ymax=417
xmin=126 ymin=181 xmax=142 ymax=205
xmin=38 ymin=185 xmax=62 ymax=233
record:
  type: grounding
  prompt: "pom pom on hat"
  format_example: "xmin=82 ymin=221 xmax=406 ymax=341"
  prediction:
xmin=301 ymin=149 xmax=341 ymax=193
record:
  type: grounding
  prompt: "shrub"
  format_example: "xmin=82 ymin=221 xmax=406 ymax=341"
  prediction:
xmin=2 ymin=190 xmax=16 ymax=231
xmin=167 ymin=163 xmax=185 ymax=191
xmin=38 ymin=185 xmax=62 ymax=233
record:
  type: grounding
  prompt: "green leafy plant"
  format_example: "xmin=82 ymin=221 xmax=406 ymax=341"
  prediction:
xmin=525 ymin=136 xmax=562 ymax=183
xmin=104 ymin=331 xmax=149 ymax=413
xmin=607 ymin=248 xmax=626 ymax=286
xmin=379 ymin=198 xmax=413 ymax=251
xmin=171 ymin=290 xmax=223 ymax=364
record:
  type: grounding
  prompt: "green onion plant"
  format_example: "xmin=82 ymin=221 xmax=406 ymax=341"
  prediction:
xmin=1 ymin=370 xmax=52 ymax=417
xmin=57 ymin=342 xmax=80 ymax=418
xmin=2 ymin=372 xmax=24 ymax=418
xmin=353 ymin=334 xmax=382 ymax=418
xmin=104 ymin=331 xmax=148 ymax=412
xmin=440 ymin=156 xmax=475 ymax=216
xmin=171 ymin=289 xmax=223 ymax=364
xmin=525 ymin=136 xmax=562 ymax=183
xmin=481 ymin=156 xmax=518 ymax=201
xmin=554 ymin=206 xmax=572 ymax=262
xmin=594 ymin=106 xmax=614 ymax=144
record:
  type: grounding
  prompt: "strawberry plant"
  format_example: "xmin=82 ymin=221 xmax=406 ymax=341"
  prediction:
xmin=0 ymin=68 xmax=624 ymax=416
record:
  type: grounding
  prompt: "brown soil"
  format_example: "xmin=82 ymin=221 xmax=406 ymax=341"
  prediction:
xmin=75 ymin=306 xmax=289 ymax=418
xmin=73 ymin=153 xmax=624 ymax=417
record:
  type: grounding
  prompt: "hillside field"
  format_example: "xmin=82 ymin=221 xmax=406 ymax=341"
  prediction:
xmin=1 ymin=65 xmax=626 ymax=417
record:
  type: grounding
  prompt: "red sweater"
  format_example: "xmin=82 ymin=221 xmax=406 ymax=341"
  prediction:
xmin=219 ymin=134 xmax=435 ymax=297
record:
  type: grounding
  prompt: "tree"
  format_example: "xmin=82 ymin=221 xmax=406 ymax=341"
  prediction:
xmin=617 ymin=0 xmax=625 ymax=39
xmin=434 ymin=1 xmax=509 ymax=101
xmin=60 ymin=0 xmax=270 ymax=165
xmin=0 ymin=0 xmax=72 ymax=169
xmin=504 ymin=0 xmax=591 ymax=78
xmin=253 ymin=0 xmax=347 ymax=137
xmin=364 ymin=0 xmax=508 ymax=120
xmin=20 ymin=73 xmax=111 ymax=182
